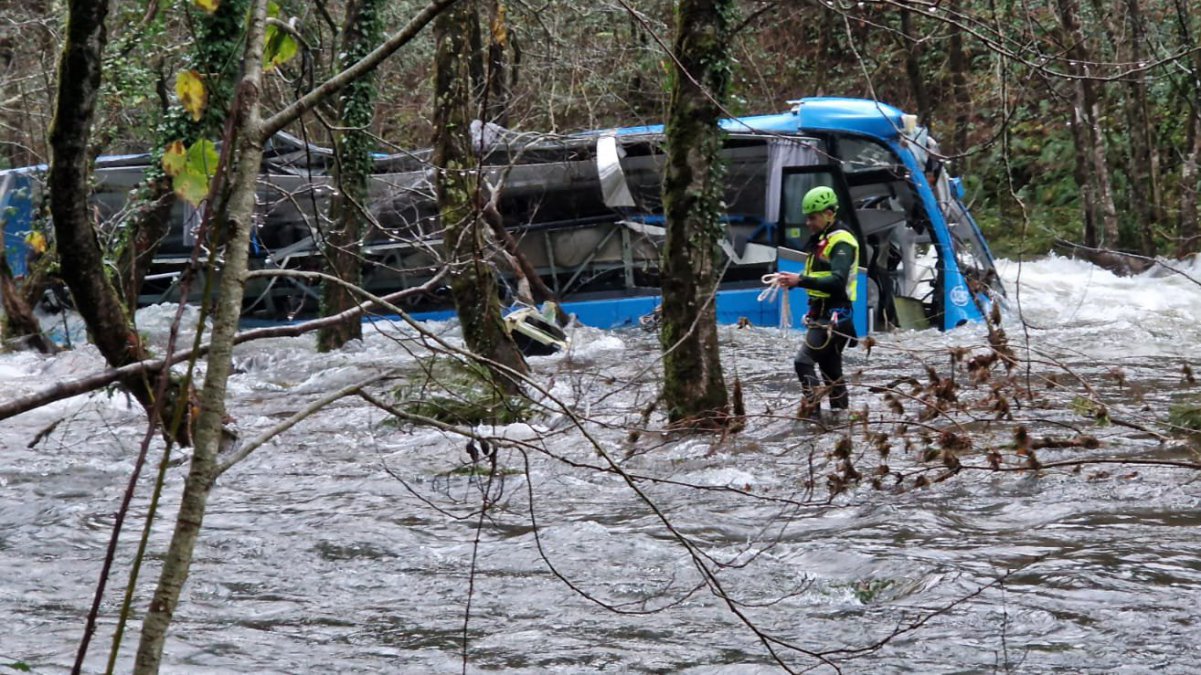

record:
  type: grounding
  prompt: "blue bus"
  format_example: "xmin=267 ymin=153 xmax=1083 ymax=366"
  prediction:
xmin=1 ymin=97 xmax=1002 ymax=334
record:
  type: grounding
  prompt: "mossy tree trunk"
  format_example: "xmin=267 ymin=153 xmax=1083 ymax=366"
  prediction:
xmin=317 ymin=0 xmax=384 ymax=351
xmin=433 ymin=0 xmax=528 ymax=390
xmin=133 ymin=1 xmax=270 ymax=669
xmin=658 ymin=0 xmax=732 ymax=429
xmin=47 ymin=0 xmax=192 ymax=443
xmin=114 ymin=0 xmax=248 ymax=307
xmin=132 ymin=1 xmax=463 ymax=666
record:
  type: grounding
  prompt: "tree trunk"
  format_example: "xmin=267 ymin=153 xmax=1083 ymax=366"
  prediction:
xmin=47 ymin=0 xmax=197 ymax=445
xmin=1094 ymin=0 xmax=1159 ymax=253
xmin=1119 ymin=0 xmax=1158 ymax=253
xmin=482 ymin=0 xmax=511 ymax=127
xmin=133 ymin=2 xmax=270 ymax=670
xmin=1055 ymin=0 xmax=1119 ymax=248
xmin=658 ymin=0 xmax=731 ymax=429
xmin=114 ymin=0 xmax=248 ymax=307
xmin=0 ymin=31 xmax=17 ymax=169
xmin=481 ymin=192 xmax=556 ymax=305
xmin=948 ymin=21 xmax=972 ymax=172
xmin=1123 ymin=0 xmax=1164 ymax=245
xmin=1182 ymin=117 xmax=1201 ymax=257
xmin=900 ymin=8 xmax=930 ymax=126
xmin=1174 ymin=0 xmax=1201 ymax=257
xmin=317 ymin=0 xmax=384 ymax=351
xmin=433 ymin=0 xmax=528 ymax=390
xmin=0 ymin=248 xmax=55 ymax=353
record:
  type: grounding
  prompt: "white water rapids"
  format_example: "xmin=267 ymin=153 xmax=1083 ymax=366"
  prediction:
xmin=2 ymin=254 xmax=1201 ymax=673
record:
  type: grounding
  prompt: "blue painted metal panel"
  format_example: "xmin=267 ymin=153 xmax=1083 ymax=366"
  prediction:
xmin=793 ymin=98 xmax=905 ymax=140
xmin=406 ymin=287 xmax=785 ymax=331
xmin=562 ymin=294 xmax=660 ymax=329
xmin=607 ymin=98 xmax=907 ymax=144
xmin=885 ymin=141 xmax=983 ymax=330
xmin=1 ymin=172 xmax=36 ymax=277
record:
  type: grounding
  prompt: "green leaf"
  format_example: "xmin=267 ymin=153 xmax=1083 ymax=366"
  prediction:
xmin=184 ymin=139 xmax=219 ymax=179
xmin=263 ymin=23 xmax=299 ymax=72
xmin=171 ymin=139 xmax=220 ymax=205
xmin=173 ymin=170 xmax=210 ymax=206
xmin=5 ymin=662 xmax=33 ymax=673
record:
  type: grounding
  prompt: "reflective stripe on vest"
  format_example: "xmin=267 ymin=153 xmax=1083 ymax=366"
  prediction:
xmin=802 ymin=228 xmax=859 ymax=302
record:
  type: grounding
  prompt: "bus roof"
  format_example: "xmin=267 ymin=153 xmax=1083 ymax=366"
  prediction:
xmin=610 ymin=97 xmax=908 ymax=142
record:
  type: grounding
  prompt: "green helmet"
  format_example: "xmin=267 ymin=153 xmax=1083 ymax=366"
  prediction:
xmin=802 ymin=186 xmax=838 ymax=215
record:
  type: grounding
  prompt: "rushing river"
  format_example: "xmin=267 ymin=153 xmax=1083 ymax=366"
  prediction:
xmin=3 ymin=254 xmax=1201 ymax=673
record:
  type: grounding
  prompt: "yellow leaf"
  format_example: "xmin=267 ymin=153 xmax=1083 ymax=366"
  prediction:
xmin=175 ymin=70 xmax=207 ymax=122
xmin=193 ymin=0 xmax=220 ymax=13
xmin=162 ymin=140 xmax=187 ymax=176
xmin=491 ymin=4 xmax=508 ymax=47
xmin=24 ymin=231 xmax=47 ymax=254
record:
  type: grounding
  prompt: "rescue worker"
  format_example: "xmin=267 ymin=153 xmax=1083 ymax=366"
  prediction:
xmin=777 ymin=185 xmax=860 ymax=422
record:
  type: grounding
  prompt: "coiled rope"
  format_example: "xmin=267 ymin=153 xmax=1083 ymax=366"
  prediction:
xmin=759 ymin=273 xmax=792 ymax=330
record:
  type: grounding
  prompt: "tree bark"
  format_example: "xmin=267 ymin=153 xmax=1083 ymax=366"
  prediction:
xmin=0 ymin=248 xmax=55 ymax=353
xmin=317 ymin=0 xmax=384 ymax=351
xmin=133 ymin=1 xmax=270 ymax=670
xmin=47 ymin=0 xmax=196 ymax=442
xmin=1174 ymin=0 xmax=1201 ymax=257
xmin=900 ymin=8 xmax=930 ymax=126
xmin=658 ymin=0 xmax=731 ymax=429
xmin=1181 ymin=116 xmax=1201 ymax=257
xmin=1055 ymin=0 xmax=1118 ymax=248
xmin=1093 ymin=0 xmax=1159 ymax=253
xmin=481 ymin=193 xmax=556 ymax=305
xmin=1123 ymin=0 xmax=1164 ymax=244
xmin=482 ymin=0 xmax=512 ymax=127
xmin=948 ymin=19 xmax=972 ymax=172
xmin=434 ymin=0 xmax=528 ymax=390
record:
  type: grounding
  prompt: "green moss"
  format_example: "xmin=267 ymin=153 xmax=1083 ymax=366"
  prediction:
xmin=395 ymin=357 xmax=530 ymax=426
xmin=1168 ymin=402 xmax=1201 ymax=434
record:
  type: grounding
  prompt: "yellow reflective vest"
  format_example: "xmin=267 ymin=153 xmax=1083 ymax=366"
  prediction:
xmin=802 ymin=226 xmax=859 ymax=303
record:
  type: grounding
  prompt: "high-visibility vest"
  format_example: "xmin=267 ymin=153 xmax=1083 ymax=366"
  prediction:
xmin=803 ymin=226 xmax=859 ymax=302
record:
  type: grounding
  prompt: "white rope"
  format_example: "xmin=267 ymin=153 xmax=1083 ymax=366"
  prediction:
xmin=757 ymin=273 xmax=783 ymax=302
xmin=759 ymin=273 xmax=792 ymax=331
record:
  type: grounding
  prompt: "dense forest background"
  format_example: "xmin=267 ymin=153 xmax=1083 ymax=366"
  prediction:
xmin=3 ymin=0 xmax=1200 ymax=260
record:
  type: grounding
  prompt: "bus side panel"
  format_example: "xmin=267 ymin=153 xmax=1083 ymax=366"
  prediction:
xmin=1 ymin=173 xmax=35 ymax=277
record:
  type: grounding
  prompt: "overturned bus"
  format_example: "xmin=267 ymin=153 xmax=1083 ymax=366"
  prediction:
xmin=0 ymin=97 xmax=1002 ymax=335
